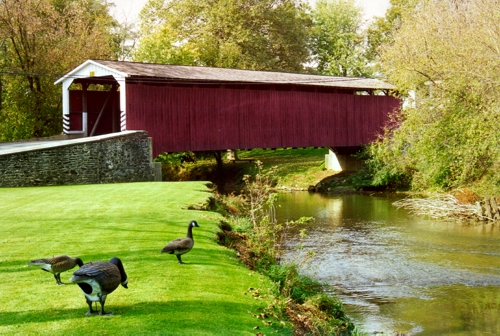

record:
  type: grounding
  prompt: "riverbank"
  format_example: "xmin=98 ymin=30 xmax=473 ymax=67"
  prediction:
xmin=155 ymin=150 xmax=360 ymax=333
xmin=160 ymin=148 xmax=493 ymax=223
xmin=158 ymin=147 xmax=358 ymax=194
xmin=0 ymin=182 xmax=290 ymax=335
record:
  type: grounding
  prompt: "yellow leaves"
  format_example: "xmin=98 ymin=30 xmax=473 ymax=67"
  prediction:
xmin=1 ymin=0 xmax=115 ymax=73
xmin=370 ymin=0 xmax=500 ymax=191
xmin=246 ymin=287 xmax=267 ymax=300
xmin=383 ymin=0 xmax=500 ymax=95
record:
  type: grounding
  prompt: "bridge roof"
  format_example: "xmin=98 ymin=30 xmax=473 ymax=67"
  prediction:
xmin=56 ymin=59 xmax=395 ymax=90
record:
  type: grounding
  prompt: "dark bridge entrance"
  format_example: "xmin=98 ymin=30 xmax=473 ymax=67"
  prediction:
xmin=56 ymin=60 xmax=399 ymax=158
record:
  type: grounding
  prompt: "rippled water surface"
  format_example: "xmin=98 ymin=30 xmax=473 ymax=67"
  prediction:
xmin=276 ymin=192 xmax=500 ymax=335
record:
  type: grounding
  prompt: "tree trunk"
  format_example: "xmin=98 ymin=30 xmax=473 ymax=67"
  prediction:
xmin=212 ymin=150 xmax=224 ymax=170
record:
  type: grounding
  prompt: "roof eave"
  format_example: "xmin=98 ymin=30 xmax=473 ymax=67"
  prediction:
xmin=54 ymin=60 xmax=129 ymax=85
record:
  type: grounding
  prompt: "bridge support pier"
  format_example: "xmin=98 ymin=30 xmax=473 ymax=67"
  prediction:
xmin=325 ymin=149 xmax=342 ymax=171
xmin=326 ymin=147 xmax=364 ymax=171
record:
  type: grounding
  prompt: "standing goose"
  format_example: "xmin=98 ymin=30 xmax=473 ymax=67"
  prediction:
xmin=70 ymin=257 xmax=128 ymax=316
xmin=161 ymin=220 xmax=199 ymax=264
xmin=27 ymin=255 xmax=83 ymax=285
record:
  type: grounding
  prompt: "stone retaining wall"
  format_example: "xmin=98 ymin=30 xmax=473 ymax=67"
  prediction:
xmin=0 ymin=131 xmax=161 ymax=187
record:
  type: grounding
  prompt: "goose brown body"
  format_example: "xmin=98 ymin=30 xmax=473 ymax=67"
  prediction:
xmin=27 ymin=255 xmax=83 ymax=285
xmin=70 ymin=257 xmax=128 ymax=316
xmin=161 ymin=220 xmax=199 ymax=264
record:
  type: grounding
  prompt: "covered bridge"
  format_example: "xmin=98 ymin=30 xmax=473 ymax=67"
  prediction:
xmin=55 ymin=60 xmax=399 ymax=158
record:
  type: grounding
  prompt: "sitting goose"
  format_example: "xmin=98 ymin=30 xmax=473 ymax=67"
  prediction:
xmin=70 ymin=257 xmax=128 ymax=316
xmin=161 ymin=220 xmax=199 ymax=264
xmin=27 ymin=255 xmax=83 ymax=285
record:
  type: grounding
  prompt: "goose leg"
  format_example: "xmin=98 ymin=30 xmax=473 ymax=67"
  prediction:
xmin=85 ymin=298 xmax=98 ymax=315
xmin=54 ymin=273 xmax=66 ymax=285
xmin=176 ymin=255 xmax=185 ymax=264
xmin=99 ymin=297 xmax=113 ymax=316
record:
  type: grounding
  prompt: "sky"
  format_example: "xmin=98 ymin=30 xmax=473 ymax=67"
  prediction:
xmin=110 ymin=0 xmax=391 ymax=25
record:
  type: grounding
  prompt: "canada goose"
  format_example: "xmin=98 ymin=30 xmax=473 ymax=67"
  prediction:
xmin=27 ymin=255 xmax=83 ymax=285
xmin=161 ymin=220 xmax=199 ymax=264
xmin=70 ymin=257 xmax=128 ymax=316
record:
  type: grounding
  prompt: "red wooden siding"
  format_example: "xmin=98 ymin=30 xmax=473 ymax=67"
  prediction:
xmin=69 ymin=90 xmax=121 ymax=135
xmin=125 ymin=83 xmax=400 ymax=157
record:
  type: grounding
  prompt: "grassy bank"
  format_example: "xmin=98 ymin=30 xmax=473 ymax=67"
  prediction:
xmin=0 ymin=182 xmax=290 ymax=335
xmin=237 ymin=148 xmax=336 ymax=189
xmin=159 ymin=147 xmax=346 ymax=193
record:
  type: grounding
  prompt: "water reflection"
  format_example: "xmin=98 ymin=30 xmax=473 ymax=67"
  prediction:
xmin=277 ymin=192 xmax=500 ymax=335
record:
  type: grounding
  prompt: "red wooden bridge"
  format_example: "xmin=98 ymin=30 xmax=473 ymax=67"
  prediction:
xmin=55 ymin=60 xmax=399 ymax=157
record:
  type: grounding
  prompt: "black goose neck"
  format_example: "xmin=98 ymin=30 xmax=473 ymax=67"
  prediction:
xmin=187 ymin=224 xmax=194 ymax=239
xmin=110 ymin=257 xmax=127 ymax=282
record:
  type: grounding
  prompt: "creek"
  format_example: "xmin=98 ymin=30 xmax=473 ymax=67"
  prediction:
xmin=276 ymin=191 xmax=500 ymax=335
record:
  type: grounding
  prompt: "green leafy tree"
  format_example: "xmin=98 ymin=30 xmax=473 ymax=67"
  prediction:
xmin=135 ymin=0 xmax=311 ymax=72
xmin=309 ymin=0 xmax=369 ymax=77
xmin=0 ymin=0 xmax=118 ymax=140
xmin=365 ymin=0 xmax=419 ymax=62
xmin=366 ymin=0 xmax=500 ymax=194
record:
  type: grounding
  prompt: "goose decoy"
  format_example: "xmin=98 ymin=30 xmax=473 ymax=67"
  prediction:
xmin=161 ymin=220 xmax=199 ymax=264
xmin=70 ymin=257 xmax=128 ymax=316
xmin=27 ymin=255 xmax=83 ymax=285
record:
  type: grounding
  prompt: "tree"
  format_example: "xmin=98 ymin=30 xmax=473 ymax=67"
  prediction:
xmin=0 ymin=0 xmax=118 ymax=140
xmin=366 ymin=0 xmax=500 ymax=193
xmin=308 ymin=0 xmax=369 ymax=77
xmin=135 ymin=0 xmax=311 ymax=72
xmin=365 ymin=0 xmax=419 ymax=63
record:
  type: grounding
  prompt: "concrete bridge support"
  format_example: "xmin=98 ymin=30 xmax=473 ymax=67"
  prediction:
xmin=326 ymin=148 xmax=364 ymax=172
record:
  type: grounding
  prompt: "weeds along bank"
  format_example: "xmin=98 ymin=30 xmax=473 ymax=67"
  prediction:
xmin=155 ymin=149 xmax=362 ymax=333
xmin=210 ymin=162 xmax=358 ymax=335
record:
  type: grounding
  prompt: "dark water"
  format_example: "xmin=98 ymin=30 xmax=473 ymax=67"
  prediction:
xmin=276 ymin=192 xmax=500 ymax=335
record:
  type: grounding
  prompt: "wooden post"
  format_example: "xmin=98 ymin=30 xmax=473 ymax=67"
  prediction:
xmin=476 ymin=201 xmax=484 ymax=220
xmin=82 ymin=83 xmax=89 ymax=136
xmin=489 ymin=197 xmax=499 ymax=220
xmin=484 ymin=199 xmax=493 ymax=220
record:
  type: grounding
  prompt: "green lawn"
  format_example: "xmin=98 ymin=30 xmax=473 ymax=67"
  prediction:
xmin=0 ymin=182 xmax=290 ymax=335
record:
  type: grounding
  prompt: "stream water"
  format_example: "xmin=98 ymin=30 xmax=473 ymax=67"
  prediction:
xmin=276 ymin=192 xmax=500 ymax=335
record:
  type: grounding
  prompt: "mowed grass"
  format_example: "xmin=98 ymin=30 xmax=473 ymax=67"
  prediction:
xmin=0 ymin=182 xmax=289 ymax=335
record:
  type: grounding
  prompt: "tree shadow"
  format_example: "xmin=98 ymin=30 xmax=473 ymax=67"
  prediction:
xmin=0 ymin=300 xmax=276 ymax=334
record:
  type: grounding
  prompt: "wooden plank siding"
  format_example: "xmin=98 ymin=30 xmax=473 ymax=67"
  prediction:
xmin=125 ymin=83 xmax=400 ymax=157
xmin=69 ymin=90 xmax=120 ymax=135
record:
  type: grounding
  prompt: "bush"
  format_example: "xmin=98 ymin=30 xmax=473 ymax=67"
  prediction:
xmin=265 ymin=264 xmax=323 ymax=304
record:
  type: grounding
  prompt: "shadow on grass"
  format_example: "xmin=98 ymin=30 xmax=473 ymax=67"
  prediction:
xmin=94 ymin=225 xmax=169 ymax=235
xmin=2 ymin=245 xmax=227 ymax=277
xmin=0 ymin=300 xmax=268 ymax=329
xmin=96 ymin=223 xmax=212 ymax=237
xmin=0 ymin=308 xmax=92 ymax=326
xmin=0 ymin=260 xmax=34 ymax=273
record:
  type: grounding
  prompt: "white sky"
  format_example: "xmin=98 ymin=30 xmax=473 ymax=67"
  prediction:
xmin=355 ymin=0 xmax=391 ymax=23
xmin=110 ymin=0 xmax=391 ymax=25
